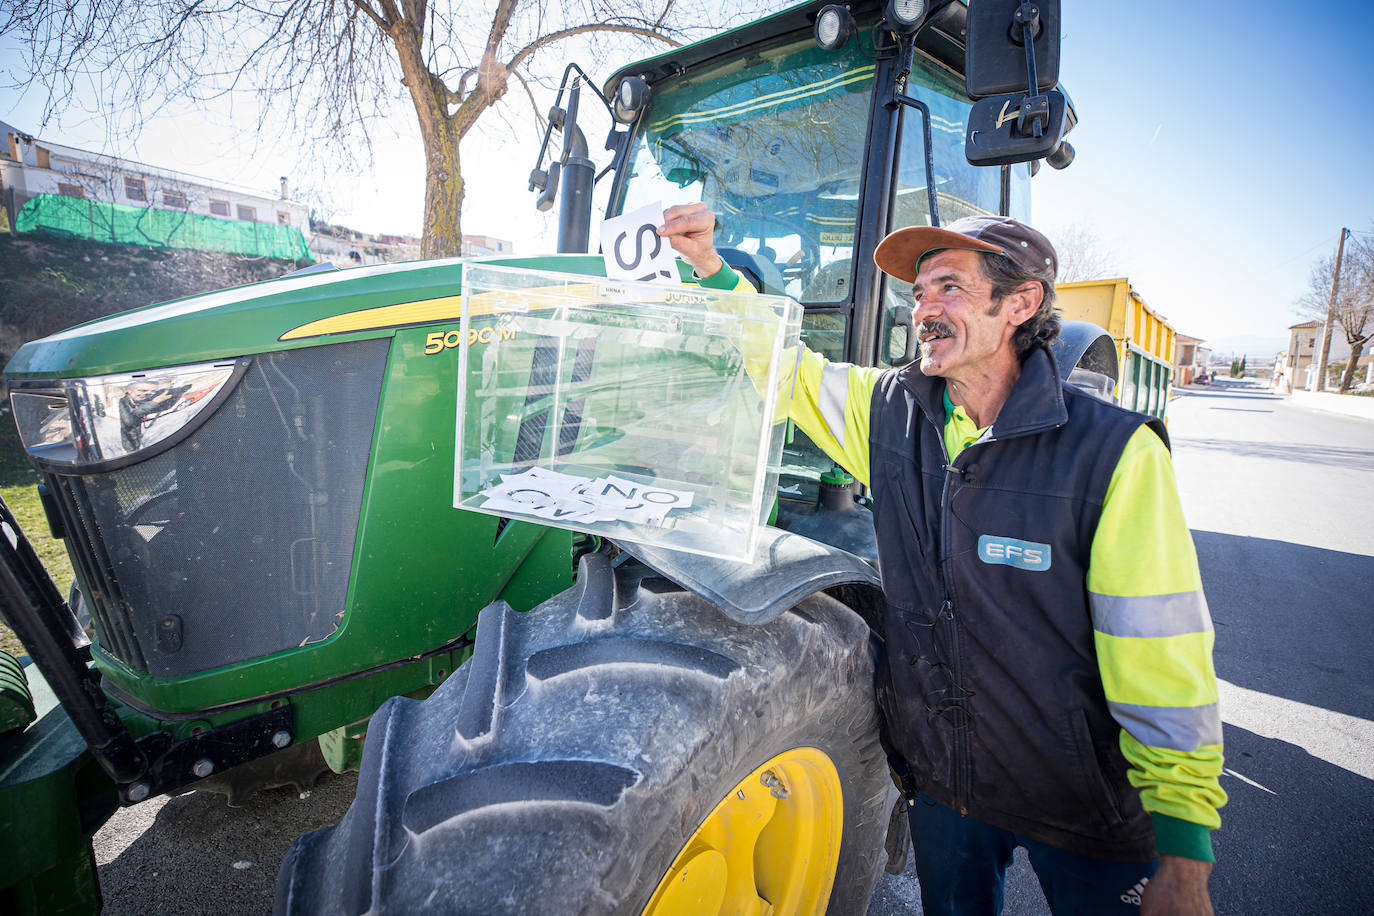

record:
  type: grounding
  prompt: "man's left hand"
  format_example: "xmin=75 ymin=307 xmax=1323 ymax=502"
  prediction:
xmin=1141 ymin=855 xmax=1213 ymax=915
xmin=658 ymin=202 xmax=722 ymax=279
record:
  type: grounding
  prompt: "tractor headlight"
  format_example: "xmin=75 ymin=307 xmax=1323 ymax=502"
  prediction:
xmin=885 ymin=0 xmax=928 ymax=34
xmin=10 ymin=359 xmax=247 ymax=472
xmin=815 ymin=5 xmax=856 ymax=51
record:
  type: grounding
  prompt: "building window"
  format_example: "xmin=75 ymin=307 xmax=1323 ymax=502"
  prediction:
xmin=163 ymin=189 xmax=188 ymax=209
xmin=237 ymin=205 xmax=256 ymax=222
xmin=125 ymin=177 xmax=147 ymax=202
xmin=57 ymin=182 xmax=84 ymax=198
xmin=1309 ymin=338 xmax=1315 ymax=347
xmin=277 ymin=211 xmax=290 ymax=226
xmin=210 ymin=199 xmax=229 ymax=217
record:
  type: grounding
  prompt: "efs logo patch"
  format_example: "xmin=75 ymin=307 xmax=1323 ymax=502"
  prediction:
xmin=977 ymin=535 xmax=1051 ymax=572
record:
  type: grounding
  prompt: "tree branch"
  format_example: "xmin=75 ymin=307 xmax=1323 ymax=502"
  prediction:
xmin=346 ymin=0 xmax=392 ymax=32
xmin=510 ymin=67 xmax=546 ymax=135
xmin=482 ymin=0 xmax=520 ymax=64
xmin=506 ymin=23 xmax=681 ymax=76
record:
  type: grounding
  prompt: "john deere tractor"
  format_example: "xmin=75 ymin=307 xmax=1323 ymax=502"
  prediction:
xmin=0 ymin=2 xmax=1096 ymax=912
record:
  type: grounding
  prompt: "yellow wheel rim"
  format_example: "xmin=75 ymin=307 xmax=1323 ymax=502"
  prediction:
xmin=641 ymin=747 xmax=844 ymax=916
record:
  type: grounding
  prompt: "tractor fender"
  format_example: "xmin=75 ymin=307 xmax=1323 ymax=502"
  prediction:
xmin=620 ymin=525 xmax=882 ymax=627
xmin=1049 ymin=319 xmax=1170 ymax=451
xmin=1050 ymin=319 xmax=1119 ymax=383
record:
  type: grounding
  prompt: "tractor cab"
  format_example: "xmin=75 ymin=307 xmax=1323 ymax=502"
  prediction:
xmin=530 ymin=0 xmax=1072 ymax=513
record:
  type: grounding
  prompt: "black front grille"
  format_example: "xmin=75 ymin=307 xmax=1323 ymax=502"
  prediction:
xmin=49 ymin=339 xmax=389 ymax=677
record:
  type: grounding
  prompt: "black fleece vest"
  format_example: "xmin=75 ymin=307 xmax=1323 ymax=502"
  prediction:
xmin=870 ymin=347 xmax=1162 ymax=860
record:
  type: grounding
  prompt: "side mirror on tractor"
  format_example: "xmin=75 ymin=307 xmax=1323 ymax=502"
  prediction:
xmin=963 ymin=0 xmax=1075 ymax=168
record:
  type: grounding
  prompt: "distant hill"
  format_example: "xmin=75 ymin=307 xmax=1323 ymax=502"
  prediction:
xmin=1201 ymin=334 xmax=1288 ymax=360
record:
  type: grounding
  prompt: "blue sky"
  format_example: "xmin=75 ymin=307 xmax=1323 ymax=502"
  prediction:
xmin=4 ymin=1 xmax=1372 ymax=346
xmin=1033 ymin=0 xmax=1374 ymax=343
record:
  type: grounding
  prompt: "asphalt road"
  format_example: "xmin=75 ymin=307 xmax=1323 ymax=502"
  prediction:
xmin=93 ymin=379 xmax=1374 ymax=915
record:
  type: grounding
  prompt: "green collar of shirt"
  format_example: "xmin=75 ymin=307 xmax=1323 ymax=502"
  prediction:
xmin=942 ymin=387 xmax=988 ymax=461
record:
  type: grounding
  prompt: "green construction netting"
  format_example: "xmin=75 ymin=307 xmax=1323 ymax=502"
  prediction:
xmin=14 ymin=193 xmax=313 ymax=261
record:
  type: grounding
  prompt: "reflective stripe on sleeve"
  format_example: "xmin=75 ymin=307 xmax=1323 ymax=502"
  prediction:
xmin=818 ymin=362 xmax=851 ymax=447
xmin=788 ymin=345 xmax=805 ymax=394
xmin=1090 ymin=590 xmax=1212 ymax=639
xmin=1109 ymin=700 xmax=1223 ymax=752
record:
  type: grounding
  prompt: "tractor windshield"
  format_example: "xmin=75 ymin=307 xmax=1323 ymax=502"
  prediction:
xmin=614 ymin=28 xmax=1031 ymax=492
xmin=616 ymin=30 xmax=1025 ymax=306
xmin=617 ymin=33 xmax=877 ymax=303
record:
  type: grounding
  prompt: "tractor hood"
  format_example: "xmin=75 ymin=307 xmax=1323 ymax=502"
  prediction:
xmin=5 ymin=254 xmax=605 ymax=379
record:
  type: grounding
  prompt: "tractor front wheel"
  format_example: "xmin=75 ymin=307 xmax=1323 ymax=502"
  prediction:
xmin=277 ymin=553 xmax=895 ymax=915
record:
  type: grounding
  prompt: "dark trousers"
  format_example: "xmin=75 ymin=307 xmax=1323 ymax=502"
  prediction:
xmin=908 ymin=794 xmax=1158 ymax=915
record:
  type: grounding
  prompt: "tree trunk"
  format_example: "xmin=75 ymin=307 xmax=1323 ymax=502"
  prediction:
xmin=421 ymin=120 xmax=464 ymax=259
xmin=1337 ymin=339 xmax=1367 ymax=393
xmin=383 ymin=10 xmax=467 ymax=260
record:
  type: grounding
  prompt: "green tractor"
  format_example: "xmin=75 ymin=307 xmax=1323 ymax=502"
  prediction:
xmin=1 ymin=1 xmax=1096 ymax=912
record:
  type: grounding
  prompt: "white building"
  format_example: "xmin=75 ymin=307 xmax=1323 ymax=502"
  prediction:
xmin=1 ymin=119 xmax=309 ymax=234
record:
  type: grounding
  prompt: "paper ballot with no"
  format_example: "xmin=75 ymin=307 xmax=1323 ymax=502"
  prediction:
xmin=480 ymin=469 xmax=694 ymax=528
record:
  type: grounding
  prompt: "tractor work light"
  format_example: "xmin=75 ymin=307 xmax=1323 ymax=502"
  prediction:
xmin=613 ymin=76 xmax=650 ymax=124
xmin=885 ymin=0 xmax=928 ymax=34
xmin=10 ymin=359 xmax=246 ymax=472
xmin=815 ymin=5 xmax=857 ymax=50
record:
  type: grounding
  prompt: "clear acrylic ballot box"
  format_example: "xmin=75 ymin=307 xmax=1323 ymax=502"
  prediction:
xmin=454 ymin=263 xmax=803 ymax=562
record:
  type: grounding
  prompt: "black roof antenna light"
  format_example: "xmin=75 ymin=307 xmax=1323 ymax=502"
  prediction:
xmin=885 ymin=0 xmax=930 ymax=34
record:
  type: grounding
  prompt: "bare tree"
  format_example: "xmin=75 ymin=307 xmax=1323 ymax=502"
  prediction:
xmin=1050 ymin=221 xmax=1123 ymax=284
xmin=1 ymin=1 xmax=755 ymax=257
xmin=1297 ymin=231 xmax=1374 ymax=393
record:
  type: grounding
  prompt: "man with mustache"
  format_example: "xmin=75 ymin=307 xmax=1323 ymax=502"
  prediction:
xmin=660 ymin=203 xmax=1225 ymax=915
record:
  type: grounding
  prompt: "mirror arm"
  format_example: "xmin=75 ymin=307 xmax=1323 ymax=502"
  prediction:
xmin=1013 ymin=3 xmax=1050 ymax=139
xmin=528 ymin=62 xmax=622 ymax=209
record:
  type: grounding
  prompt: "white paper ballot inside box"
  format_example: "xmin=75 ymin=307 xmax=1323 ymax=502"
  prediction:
xmin=479 ymin=467 xmax=695 ymax=528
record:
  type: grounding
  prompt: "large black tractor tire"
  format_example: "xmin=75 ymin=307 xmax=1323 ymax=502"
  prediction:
xmin=277 ymin=553 xmax=895 ymax=915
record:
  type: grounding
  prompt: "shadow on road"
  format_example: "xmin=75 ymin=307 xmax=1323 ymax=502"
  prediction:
xmin=1173 ymin=439 xmax=1374 ymax=471
xmin=1176 ymin=392 xmax=1285 ymax=401
xmin=96 ymin=771 xmax=359 ymax=915
xmin=1194 ymin=530 xmax=1374 ymax=722
xmin=1213 ymin=724 xmax=1374 ymax=915
xmin=1174 ymin=382 xmax=1283 ymax=402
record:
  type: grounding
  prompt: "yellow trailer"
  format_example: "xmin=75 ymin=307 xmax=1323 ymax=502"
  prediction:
xmin=1056 ymin=278 xmax=1176 ymax=419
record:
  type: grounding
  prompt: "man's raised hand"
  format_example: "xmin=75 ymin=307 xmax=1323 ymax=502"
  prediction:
xmin=658 ymin=203 xmax=723 ymax=279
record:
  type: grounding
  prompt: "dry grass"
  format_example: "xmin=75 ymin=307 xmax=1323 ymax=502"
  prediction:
xmin=0 ymin=409 xmax=75 ymax=658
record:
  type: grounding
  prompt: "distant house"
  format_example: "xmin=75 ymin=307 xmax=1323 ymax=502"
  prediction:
xmin=307 ymin=223 xmax=421 ymax=267
xmin=1 ymin=120 xmax=310 ymax=259
xmin=1173 ymin=333 xmax=1211 ymax=386
xmin=1281 ymin=320 xmax=1374 ymax=389
xmin=461 ymin=234 xmax=514 ymax=257
xmin=306 ymin=230 xmax=515 ymax=268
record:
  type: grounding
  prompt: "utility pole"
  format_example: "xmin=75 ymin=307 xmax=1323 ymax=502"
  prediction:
xmin=1313 ymin=227 xmax=1350 ymax=392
